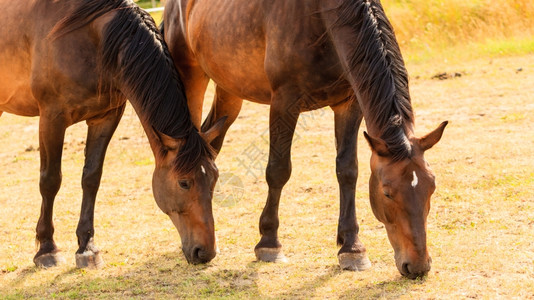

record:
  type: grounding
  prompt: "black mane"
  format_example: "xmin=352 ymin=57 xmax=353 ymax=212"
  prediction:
xmin=335 ymin=0 xmax=414 ymax=160
xmin=53 ymin=0 xmax=213 ymax=173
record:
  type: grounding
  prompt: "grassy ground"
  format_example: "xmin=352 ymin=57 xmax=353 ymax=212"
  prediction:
xmin=1 ymin=50 xmax=533 ymax=298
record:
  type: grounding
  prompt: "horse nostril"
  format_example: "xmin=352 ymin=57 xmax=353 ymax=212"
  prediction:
xmin=401 ymin=261 xmax=430 ymax=279
xmin=191 ymin=246 xmax=214 ymax=264
xmin=191 ymin=246 xmax=202 ymax=263
xmin=402 ymin=262 xmax=410 ymax=275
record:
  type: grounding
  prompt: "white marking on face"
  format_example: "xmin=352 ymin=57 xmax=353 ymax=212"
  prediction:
xmin=411 ymin=171 xmax=419 ymax=188
xmin=201 ymin=165 xmax=206 ymax=175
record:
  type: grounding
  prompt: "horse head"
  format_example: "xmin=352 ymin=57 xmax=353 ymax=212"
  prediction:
xmin=364 ymin=121 xmax=447 ymax=278
xmin=151 ymin=118 xmax=226 ymax=264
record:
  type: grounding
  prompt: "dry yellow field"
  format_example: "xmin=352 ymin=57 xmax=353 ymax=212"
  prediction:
xmin=1 ymin=54 xmax=533 ymax=298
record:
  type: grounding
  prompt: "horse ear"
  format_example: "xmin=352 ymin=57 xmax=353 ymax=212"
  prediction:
xmin=152 ymin=128 xmax=181 ymax=151
xmin=419 ymin=121 xmax=448 ymax=151
xmin=363 ymin=131 xmax=390 ymax=157
xmin=200 ymin=116 xmax=228 ymax=144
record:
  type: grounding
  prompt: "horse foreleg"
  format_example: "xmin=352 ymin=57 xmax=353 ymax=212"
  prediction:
xmin=200 ymin=86 xmax=243 ymax=153
xmin=34 ymin=112 xmax=67 ymax=268
xmin=181 ymin=65 xmax=210 ymax=129
xmin=254 ymin=89 xmax=299 ymax=263
xmin=332 ymin=100 xmax=371 ymax=271
xmin=75 ymin=105 xmax=125 ymax=269
xmin=164 ymin=6 xmax=209 ymax=130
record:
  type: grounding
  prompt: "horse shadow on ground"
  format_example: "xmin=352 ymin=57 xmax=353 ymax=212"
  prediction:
xmin=339 ymin=277 xmax=426 ymax=299
xmin=6 ymin=252 xmax=423 ymax=298
xmin=7 ymin=265 xmax=39 ymax=287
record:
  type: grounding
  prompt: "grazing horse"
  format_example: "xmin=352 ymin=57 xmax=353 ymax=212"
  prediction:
xmin=0 ymin=0 xmax=224 ymax=268
xmin=163 ymin=0 xmax=447 ymax=278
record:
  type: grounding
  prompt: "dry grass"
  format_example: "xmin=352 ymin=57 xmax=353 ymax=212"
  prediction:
xmin=1 ymin=52 xmax=533 ymax=298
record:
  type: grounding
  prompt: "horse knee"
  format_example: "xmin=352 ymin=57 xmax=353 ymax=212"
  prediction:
xmin=81 ymin=167 xmax=102 ymax=191
xmin=39 ymin=171 xmax=62 ymax=197
xmin=266 ymin=160 xmax=291 ymax=189
xmin=336 ymin=162 xmax=357 ymax=185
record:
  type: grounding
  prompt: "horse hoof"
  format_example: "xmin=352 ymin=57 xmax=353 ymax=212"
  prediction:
xmin=34 ymin=253 xmax=66 ymax=268
xmin=255 ymin=247 xmax=288 ymax=263
xmin=338 ymin=252 xmax=372 ymax=271
xmin=75 ymin=250 xmax=104 ymax=269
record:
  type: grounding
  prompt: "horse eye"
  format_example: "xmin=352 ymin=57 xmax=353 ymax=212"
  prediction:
xmin=179 ymin=180 xmax=192 ymax=190
xmin=384 ymin=192 xmax=393 ymax=199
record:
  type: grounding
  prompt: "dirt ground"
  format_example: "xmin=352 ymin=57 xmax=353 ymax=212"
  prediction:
xmin=1 ymin=54 xmax=533 ymax=298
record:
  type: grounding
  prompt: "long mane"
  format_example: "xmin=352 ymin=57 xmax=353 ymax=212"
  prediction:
xmin=52 ymin=0 xmax=213 ymax=173
xmin=334 ymin=0 xmax=414 ymax=160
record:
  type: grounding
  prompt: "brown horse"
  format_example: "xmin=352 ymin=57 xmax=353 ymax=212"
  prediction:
xmin=0 ymin=0 xmax=224 ymax=268
xmin=163 ymin=0 xmax=447 ymax=278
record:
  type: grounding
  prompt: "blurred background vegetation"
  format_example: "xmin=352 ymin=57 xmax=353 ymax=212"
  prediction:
xmin=134 ymin=0 xmax=163 ymax=9
xmin=383 ymin=0 xmax=534 ymax=63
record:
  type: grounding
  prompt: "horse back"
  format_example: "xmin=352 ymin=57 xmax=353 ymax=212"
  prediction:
xmin=0 ymin=0 xmax=122 ymax=122
xmin=175 ymin=0 xmax=350 ymax=108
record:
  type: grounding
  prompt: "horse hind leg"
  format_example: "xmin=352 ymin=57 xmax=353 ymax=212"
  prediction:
xmin=331 ymin=100 xmax=371 ymax=271
xmin=75 ymin=105 xmax=125 ymax=269
xmin=34 ymin=113 xmax=68 ymax=268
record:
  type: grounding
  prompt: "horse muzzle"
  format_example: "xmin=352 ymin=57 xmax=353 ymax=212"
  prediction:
xmin=397 ymin=255 xmax=432 ymax=279
xmin=183 ymin=244 xmax=217 ymax=264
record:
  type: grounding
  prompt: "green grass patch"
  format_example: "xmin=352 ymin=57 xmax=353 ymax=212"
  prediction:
xmin=479 ymin=36 xmax=534 ymax=57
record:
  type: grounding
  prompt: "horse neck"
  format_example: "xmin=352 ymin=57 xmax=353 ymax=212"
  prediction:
xmin=94 ymin=3 xmax=209 ymax=171
xmin=116 ymin=51 xmax=197 ymax=165
xmin=52 ymin=0 xmax=196 ymax=141
xmin=322 ymin=0 xmax=415 ymax=140
xmin=99 ymin=4 xmax=195 ymax=140
xmin=50 ymin=0 xmax=205 ymax=169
